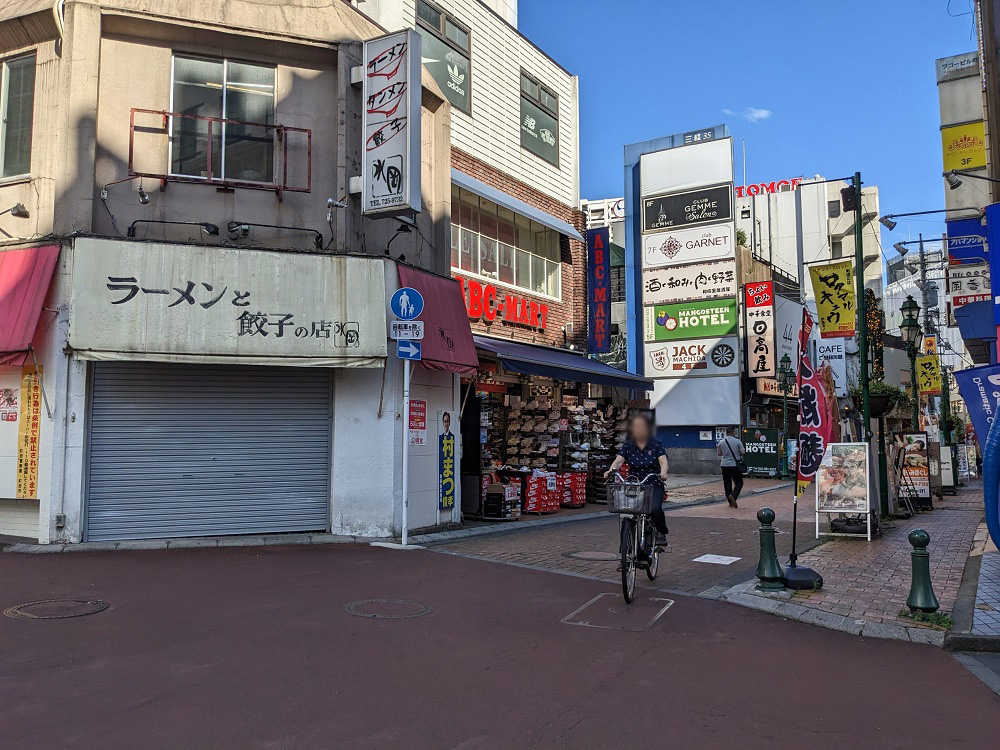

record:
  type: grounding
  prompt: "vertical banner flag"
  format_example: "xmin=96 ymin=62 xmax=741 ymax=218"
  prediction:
xmin=796 ymin=311 xmax=832 ymax=497
xmin=916 ymin=355 xmax=942 ymax=394
xmin=16 ymin=365 xmax=42 ymax=499
xmin=588 ymin=227 xmax=611 ymax=353
xmin=953 ymin=363 xmax=1000 ymax=441
xmin=744 ymin=281 xmax=775 ymax=377
xmin=439 ymin=412 xmax=456 ymax=511
xmin=809 ymin=260 xmax=856 ymax=338
xmin=923 ymin=335 xmax=938 ymax=355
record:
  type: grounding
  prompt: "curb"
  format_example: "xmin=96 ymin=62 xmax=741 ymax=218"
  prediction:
xmin=3 ymin=533 xmax=366 ymax=554
xmin=718 ymin=579 xmax=947 ymax=647
xmin=945 ymin=633 xmax=1000 ymax=652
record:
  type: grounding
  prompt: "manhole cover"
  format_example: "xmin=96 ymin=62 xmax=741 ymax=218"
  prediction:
xmin=344 ymin=598 xmax=433 ymax=619
xmin=563 ymin=551 xmax=619 ymax=561
xmin=4 ymin=599 xmax=109 ymax=620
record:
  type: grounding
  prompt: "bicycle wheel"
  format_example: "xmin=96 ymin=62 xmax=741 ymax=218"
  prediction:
xmin=645 ymin=519 xmax=659 ymax=581
xmin=620 ymin=517 xmax=636 ymax=603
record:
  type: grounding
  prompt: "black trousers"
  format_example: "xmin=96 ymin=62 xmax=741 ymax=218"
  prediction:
xmin=649 ymin=483 xmax=668 ymax=535
xmin=721 ymin=466 xmax=744 ymax=500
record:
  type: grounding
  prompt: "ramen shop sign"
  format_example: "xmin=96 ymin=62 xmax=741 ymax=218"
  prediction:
xmin=454 ymin=275 xmax=549 ymax=330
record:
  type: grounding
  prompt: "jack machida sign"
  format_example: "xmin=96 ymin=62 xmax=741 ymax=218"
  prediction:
xmin=645 ymin=336 xmax=738 ymax=377
xmin=642 ymin=260 xmax=736 ymax=305
xmin=643 ymin=298 xmax=738 ymax=342
xmin=68 ymin=238 xmax=389 ymax=367
xmin=642 ymin=224 xmax=734 ymax=269
xmin=363 ymin=30 xmax=422 ymax=216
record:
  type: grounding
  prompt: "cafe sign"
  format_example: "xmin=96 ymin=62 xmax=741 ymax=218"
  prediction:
xmin=642 ymin=260 xmax=737 ymax=305
xmin=644 ymin=336 xmax=739 ymax=378
xmin=642 ymin=184 xmax=733 ymax=234
xmin=643 ymin=298 xmax=738 ymax=342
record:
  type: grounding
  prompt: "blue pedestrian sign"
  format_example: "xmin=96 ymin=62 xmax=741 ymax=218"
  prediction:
xmin=390 ymin=287 xmax=424 ymax=321
xmin=397 ymin=340 xmax=422 ymax=361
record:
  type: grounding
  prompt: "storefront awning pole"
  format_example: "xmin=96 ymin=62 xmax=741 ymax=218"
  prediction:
xmin=29 ymin=348 xmax=52 ymax=420
xmin=377 ymin=362 xmax=387 ymax=419
xmin=459 ymin=379 xmax=475 ymax=419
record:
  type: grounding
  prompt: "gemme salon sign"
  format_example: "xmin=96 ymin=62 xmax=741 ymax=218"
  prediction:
xmin=643 ymin=298 xmax=738 ymax=342
xmin=642 ymin=184 xmax=733 ymax=233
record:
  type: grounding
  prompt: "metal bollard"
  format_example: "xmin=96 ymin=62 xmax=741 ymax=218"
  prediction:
xmin=906 ymin=529 xmax=940 ymax=613
xmin=755 ymin=507 xmax=785 ymax=590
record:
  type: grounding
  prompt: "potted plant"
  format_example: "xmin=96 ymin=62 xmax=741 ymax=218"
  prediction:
xmin=849 ymin=380 xmax=906 ymax=419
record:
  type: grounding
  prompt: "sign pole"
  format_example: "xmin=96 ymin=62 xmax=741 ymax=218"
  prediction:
xmin=401 ymin=357 xmax=411 ymax=547
xmin=854 ymin=172 xmax=872 ymax=448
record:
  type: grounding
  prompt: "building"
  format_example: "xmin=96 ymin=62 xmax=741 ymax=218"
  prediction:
xmin=0 ymin=0 xmax=477 ymax=543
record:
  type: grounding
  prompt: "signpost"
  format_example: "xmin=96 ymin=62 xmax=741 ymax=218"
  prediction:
xmin=391 ymin=286 xmax=425 ymax=547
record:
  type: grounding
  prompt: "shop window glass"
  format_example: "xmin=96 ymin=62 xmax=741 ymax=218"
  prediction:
xmin=460 ymin=227 xmax=478 ymax=273
xmin=450 ymin=224 xmax=460 ymax=267
xmin=515 ymin=248 xmax=531 ymax=288
xmin=531 ymin=254 xmax=545 ymax=295
xmin=546 ymin=259 xmax=561 ymax=297
xmin=498 ymin=243 xmax=515 ymax=284
xmin=480 ymin=237 xmax=498 ymax=276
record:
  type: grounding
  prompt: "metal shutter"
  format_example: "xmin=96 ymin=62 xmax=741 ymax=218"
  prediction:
xmin=85 ymin=362 xmax=331 ymax=541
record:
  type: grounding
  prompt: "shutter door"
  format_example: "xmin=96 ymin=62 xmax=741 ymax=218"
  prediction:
xmin=86 ymin=362 xmax=331 ymax=541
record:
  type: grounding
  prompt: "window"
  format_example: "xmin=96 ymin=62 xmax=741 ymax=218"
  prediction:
xmin=416 ymin=0 xmax=471 ymax=114
xmin=0 ymin=54 xmax=36 ymax=179
xmin=520 ymin=71 xmax=558 ymax=165
xmin=171 ymin=56 xmax=276 ymax=183
xmin=827 ymin=200 xmax=841 ymax=218
xmin=451 ymin=186 xmax=561 ymax=298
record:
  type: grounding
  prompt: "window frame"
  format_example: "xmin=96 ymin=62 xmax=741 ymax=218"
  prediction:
xmin=519 ymin=70 xmax=559 ymax=166
xmin=0 ymin=52 xmax=37 ymax=182
xmin=168 ymin=53 xmax=278 ymax=184
xmin=416 ymin=0 xmax=473 ymax=115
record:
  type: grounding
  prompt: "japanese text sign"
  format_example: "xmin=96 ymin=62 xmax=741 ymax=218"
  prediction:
xmin=587 ymin=228 xmax=611 ymax=353
xmin=439 ymin=413 xmax=456 ymax=511
xmin=645 ymin=336 xmax=739 ymax=378
xmin=953 ymin=364 xmax=1000 ymax=441
xmin=923 ymin=336 xmax=938 ymax=356
xmin=15 ymin=365 xmax=42 ymax=499
xmin=362 ymin=29 xmax=422 ymax=217
xmin=948 ymin=264 xmax=990 ymax=311
xmin=916 ymin=355 xmax=942 ymax=395
xmin=68 ymin=238 xmax=388 ymax=366
xmin=408 ymin=398 xmax=427 ymax=445
xmin=797 ymin=310 xmax=833 ymax=498
xmin=809 ymin=260 xmax=856 ymax=339
xmin=643 ymin=298 xmax=738 ymax=342
xmin=744 ymin=281 xmax=775 ymax=377
xmin=941 ymin=121 xmax=986 ymax=172
xmin=642 ymin=260 xmax=737 ymax=305
xmin=946 ymin=217 xmax=987 ymax=265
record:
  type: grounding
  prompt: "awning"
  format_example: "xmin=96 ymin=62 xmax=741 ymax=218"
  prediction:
xmin=0 ymin=244 xmax=59 ymax=367
xmin=451 ymin=169 xmax=585 ymax=242
xmin=397 ymin=265 xmax=479 ymax=375
xmin=955 ymin=300 xmax=996 ymax=365
xmin=474 ymin=335 xmax=652 ymax=390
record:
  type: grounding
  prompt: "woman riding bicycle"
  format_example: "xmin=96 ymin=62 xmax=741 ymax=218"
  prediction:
xmin=604 ymin=413 xmax=669 ymax=546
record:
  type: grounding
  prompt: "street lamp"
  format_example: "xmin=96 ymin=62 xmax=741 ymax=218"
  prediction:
xmin=899 ymin=295 xmax=922 ymax=427
xmin=778 ymin=353 xmax=794 ymax=479
xmin=944 ymin=169 xmax=1000 ymax=190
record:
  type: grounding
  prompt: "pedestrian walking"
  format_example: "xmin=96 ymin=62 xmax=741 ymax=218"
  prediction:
xmin=717 ymin=427 xmax=745 ymax=508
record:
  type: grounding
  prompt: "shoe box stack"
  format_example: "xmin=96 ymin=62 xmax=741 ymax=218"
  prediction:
xmin=524 ymin=472 xmax=559 ymax=513
xmin=503 ymin=396 xmax=561 ymax=472
xmin=558 ymin=472 xmax=587 ymax=508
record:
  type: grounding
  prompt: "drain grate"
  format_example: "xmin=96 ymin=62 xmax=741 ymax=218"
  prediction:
xmin=344 ymin=598 xmax=433 ymax=619
xmin=562 ymin=551 xmax=619 ymax=561
xmin=4 ymin=599 xmax=109 ymax=620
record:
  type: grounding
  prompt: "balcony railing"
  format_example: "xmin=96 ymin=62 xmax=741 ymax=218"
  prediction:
xmin=128 ymin=108 xmax=312 ymax=200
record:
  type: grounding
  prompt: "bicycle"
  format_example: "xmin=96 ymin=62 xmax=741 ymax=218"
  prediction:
xmin=606 ymin=473 xmax=664 ymax=603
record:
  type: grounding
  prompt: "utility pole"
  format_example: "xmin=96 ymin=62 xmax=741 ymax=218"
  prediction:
xmin=854 ymin=173 xmax=872 ymax=447
xmin=918 ymin=234 xmax=930 ymax=334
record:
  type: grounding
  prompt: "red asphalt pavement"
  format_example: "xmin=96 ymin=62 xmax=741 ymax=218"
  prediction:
xmin=2 ymin=544 xmax=998 ymax=749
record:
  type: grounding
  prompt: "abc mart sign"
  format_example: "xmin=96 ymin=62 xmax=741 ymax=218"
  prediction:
xmin=643 ymin=224 xmax=734 ymax=269
xmin=645 ymin=336 xmax=739 ymax=378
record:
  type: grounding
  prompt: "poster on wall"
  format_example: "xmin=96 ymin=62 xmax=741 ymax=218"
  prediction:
xmin=642 ymin=260 xmax=737 ymax=305
xmin=642 ymin=223 xmax=735 ymax=269
xmin=894 ymin=432 xmax=931 ymax=505
xmin=816 ymin=443 xmax=870 ymax=513
xmin=643 ymin=298 xmax=738 ymax=342
xmin=744 ymin=281 xmax=775 ymax=378
xmin=642 ymin=184 xmax=733 ymax=233
xmin=362 ymin=29 xmax=422 ymax=216
xmin=438 ymin=411 xmax=456 ymax=511
xmin=587 ymin=228 xmax=611 ymax=354
xmin=0 ymin=385 xmax=17 ymax=422
xmin=809 ymin=260 xmax=856 ymax=338
xmin=645 ymin=336 xmax=739 ymax=377
xmin=408 ymin=398 xmax=427 ymax=446
xmin=16 ymin=365 xmax=42 ymax=499
xmin=742 ymin=428 xmax=781 ymax=478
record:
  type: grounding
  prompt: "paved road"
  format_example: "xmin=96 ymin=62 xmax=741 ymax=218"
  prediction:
xmin=2 ymin=544 xmax=997 ymax=748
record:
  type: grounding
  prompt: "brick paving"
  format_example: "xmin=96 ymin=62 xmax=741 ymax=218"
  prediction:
xmin=787 ymin=486 xmax=985 ymax=627
xmin=973 ymin=551 xmax=1000 ymax=636
xmin=435 ymin=479 xmax=814 ymax=596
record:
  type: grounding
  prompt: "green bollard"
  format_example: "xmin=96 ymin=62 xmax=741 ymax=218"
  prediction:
xmin=756 ymin=508 xmax=786 ymax=590
xmin=906 ymin=529 xmax=940 ymax=613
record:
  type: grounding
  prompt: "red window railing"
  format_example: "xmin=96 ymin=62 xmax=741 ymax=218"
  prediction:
xmin=128 ymin=108 xmax=312 ymax=200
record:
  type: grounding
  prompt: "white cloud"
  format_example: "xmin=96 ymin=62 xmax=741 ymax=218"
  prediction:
xmin=722 ymin=108 xmax=735 ymax=116
xmin=743 ymin=107 xmax=772 ymax=123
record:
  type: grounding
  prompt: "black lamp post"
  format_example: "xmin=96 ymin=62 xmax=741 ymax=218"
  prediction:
xmin=899 ymin=295 xmax=922 ymax=427
xmin=778 ymin=353 xmax=794 ymax=479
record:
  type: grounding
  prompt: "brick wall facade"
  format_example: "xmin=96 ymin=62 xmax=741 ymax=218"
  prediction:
xmin=451 ymin=147 xmax=588 ymax=351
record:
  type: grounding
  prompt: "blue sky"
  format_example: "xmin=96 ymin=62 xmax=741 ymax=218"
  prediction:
xmin=520 ymin=0 xmax=981 ymax=252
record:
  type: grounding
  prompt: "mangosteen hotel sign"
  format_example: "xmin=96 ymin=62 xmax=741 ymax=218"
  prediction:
xmin=643 ymin=298 xmax=738 ymax=342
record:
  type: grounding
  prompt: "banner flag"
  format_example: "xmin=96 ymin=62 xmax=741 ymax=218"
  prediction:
xmin=809 ymin=260 xmax=856 ymax=338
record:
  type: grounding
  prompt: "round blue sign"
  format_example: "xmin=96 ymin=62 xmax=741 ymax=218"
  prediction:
xmin=390 ymin=287 xmax=424 ymax=321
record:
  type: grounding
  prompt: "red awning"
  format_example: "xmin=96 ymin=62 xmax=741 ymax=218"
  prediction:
xmin=0 ymin=244 xmax=60 ymax=367
xmin=396 ymin=265 xmax=478 ymax=375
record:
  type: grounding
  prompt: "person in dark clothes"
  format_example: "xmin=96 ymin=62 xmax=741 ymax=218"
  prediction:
xmin=717 ymin=426 xmax=745 ymax=508
xmin=604 ymin=413 xmax=669 ymax=545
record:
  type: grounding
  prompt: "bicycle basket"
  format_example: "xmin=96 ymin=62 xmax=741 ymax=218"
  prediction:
xmin=606 ymin=483 xmax=656 ymax=514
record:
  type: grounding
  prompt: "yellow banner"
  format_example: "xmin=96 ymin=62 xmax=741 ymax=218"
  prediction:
xmin=916 ymin=355 xmax=942 ymax=395
xmin=16 ymin=365 xmax=42 ymax=499
xmin=809 ymin=260 xmax=856 ymax=339
xmin=941 ymin=121 xmax=986 ymax=172
xmin=923 ymin=335 xmax=937 ymax=355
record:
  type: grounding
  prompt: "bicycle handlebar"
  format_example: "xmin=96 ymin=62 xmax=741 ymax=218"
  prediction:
xmin=610 ymin=471 xmax=664 ymax=486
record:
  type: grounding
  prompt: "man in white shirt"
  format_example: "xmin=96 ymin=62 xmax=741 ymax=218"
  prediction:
xmin=717 ymin=427 xmax=745 ymax=508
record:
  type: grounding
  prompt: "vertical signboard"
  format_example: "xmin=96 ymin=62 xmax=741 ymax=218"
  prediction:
xmin=587 ymin=228 xmax=611 ymax=353
xmin=744 ymin=281 xmax=775 ymax=377
xmin=816 ymin=340 xmax=847 ymax=397
xmin=809 ymin=260 xmax=856 ymax=338
xmin=438 ymin=411 xmax=456 ymax=511
xmin=408 ymin=398 xmax=427 ymax=445
xmin=16 ymin=365 xmax=42 ymax=498
xmin=742 ymin=428 xmax=781 ymax=477
xmin=362 ymin=29 xmax=422 ymax=217
xmin=894 ymin=432 xmax=932 ymax=507
xmin=916 ymin=355 xmax=942 ymax=395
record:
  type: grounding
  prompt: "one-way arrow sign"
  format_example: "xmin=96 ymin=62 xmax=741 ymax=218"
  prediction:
xmin=397 ymin=340 xmax=422 ymax=361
